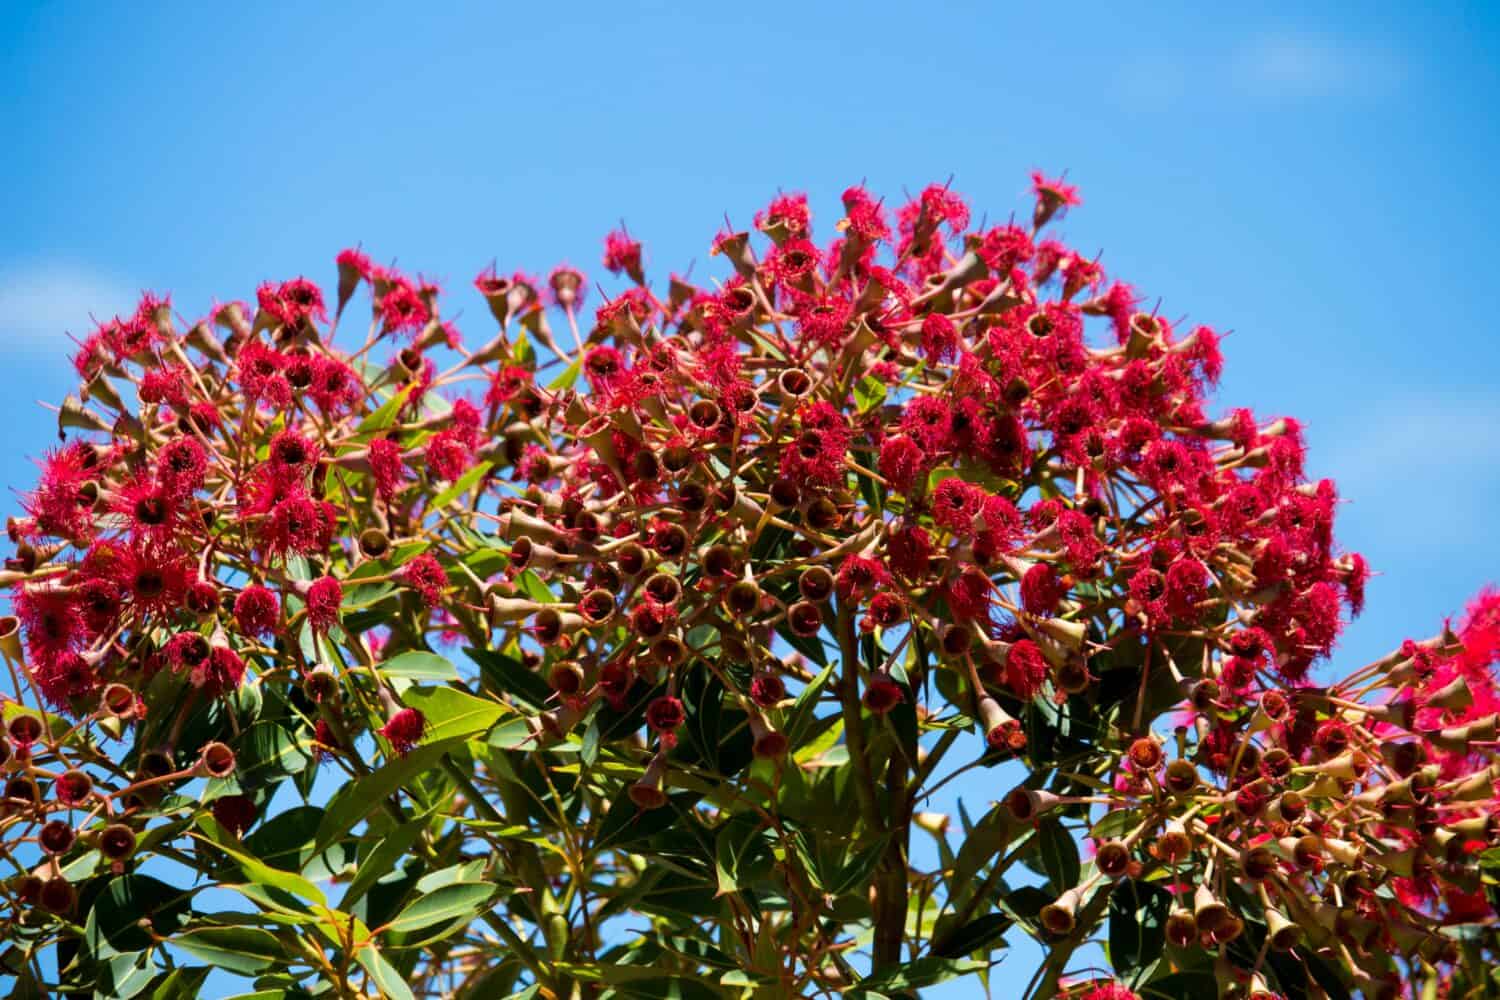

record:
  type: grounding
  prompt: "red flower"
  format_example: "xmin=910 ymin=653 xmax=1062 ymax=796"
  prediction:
xmin=645 ymin=696 xmax=685 ymax=747
xmin=305 ymin=577 xmax=343 ymax=634
xmin=1003 ymin=639 xmax=1048 ymax=700
xmin=379 ymin=707 xmax=426 ymax=756
xmin=602 ymin=228 xmax=644 ymax=283
xmin=379 ymin=277 xmax=430 ymax=336
xmin=1030 ymin=170 xmax=1082 ymax=228
xmin=402 ymin=554 xmax=447 ymax=609
xmin=256 ymin=277 xmax=327 ymax=328
xmin=234 ymin=585 xmax=281 ymax=637
xmin=195 ymin=645 xmax=246 ymax=698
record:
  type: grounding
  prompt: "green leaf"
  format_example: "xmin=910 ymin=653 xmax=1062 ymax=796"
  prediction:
xmin=353 ymin=940 xmax=415 ymax=1000
xmin=470 ymin=646 xmax=554 ymax=710
xmin=853 ymin=957 xmax=988 ymax=993
xmin=197 ymin=816 xmax=328 ymax=906
xmin=784 ymin=660 xmax=835 ymax=750
xmin=934 ymin=912 xmax=1013 ymax=958
xmin=146 ymin=968 xmax=212 ymax=1000
xmin=429 ymin=460 xmax=494 ymax=511
xmin=313 ymin=736 xmax=468 ymax=855
xmin=356 ymin=384 xmax=414 ymax=437
xmin=343 ymin=803 xmax=440 ymax=908
xmin=233 ymin=722 xmax=315 ymax=787
xmin=548 ymin=356 xmax=583 ymax=391
xmin=243 ymin=805 xmax=325 ymax=873
xmin=382 ymin=882 xmax=495 ymax=935
xmin=1109 ymin=878 xmax=1170 ymax=981
xmin=171 ymin=926 xmax=286 ymax=975
xmin=381 ymin=651 xmax=460 ymax=682
xmin=853 ymin=374 xmax=888 ymax=414
xmin=88 ymin=874 xmax=194 ymax=956
xmin=1138 ymin=971 xmax=1218 ymax=999
xmin=1036 ymin=817 xmax=1080 ymax=893
xmin=403 ymin=685 xmax=507 ymax=743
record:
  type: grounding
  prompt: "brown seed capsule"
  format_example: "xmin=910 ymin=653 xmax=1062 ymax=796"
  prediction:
xmin=100 ymin=682 xmax=137 ymax=719
xmin=8 ymin=714 xmax=42 ymax=746
xmin=199 ymin=741 xmax=237 ymax=779
xmin=1096 ymin=840 xmax=1132 ymax=878
xmin=643 ymin=573 xmax=682 ymax=606
xmin=55 ymin=769 xmax=93 ymax=805
xmin=936 ymin=624 xmax=972 ymax=657
xmin=615 ymin=542 xmax=649 ymax=577
xmin=803 ymin=497 xmax=841 ymax=533
xmin=99 ymin=823 xmax=138 ymax=861
xmin=768 ymin=477 xmax=801 ymax=509
xmin=725 ymin=580 xmax=761 ymax=617
xmin=38 ymin=819 xmax=76 ymax=855
xmin=1039 ymin=888 xmax=1081 ymax=936
xmin=630 ymin=755 xmax=669 ymax=810
xmin=548 ymin=661 xmax=586 ymax=697
xmin=1165 ymin=908 xmax=1198 ymax=948
xmin=798 ymin=566 xmax=835 ymax=603
xmin=578 ymin=589 xmax=616 ymax=625
xmin=39 ymin=877 xmax=75 ymax=914
xmin=700 ymin=545 xmax=737 ymax=579
xmin=358 ymin=528 xmax=390 ymax=558
xmin=787 ymin=601 xmax=824 ymax=637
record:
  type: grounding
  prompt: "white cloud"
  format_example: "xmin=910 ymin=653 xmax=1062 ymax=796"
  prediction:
xmin=1229 ymin=33 xmax=1401 ymax=100
xmin=0 ymin=262 xmax=138 ymax=356
xmin=1316 ymin=395 xmax=1500 ymax=548
xmin=1110 ymin=31 xmax=1402 ymax=110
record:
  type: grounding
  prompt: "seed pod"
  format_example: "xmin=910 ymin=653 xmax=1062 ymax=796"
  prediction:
xmin=630 ymin=754 xmax=669 ymax=810
xmin=98 ymin=823 xmax=137 ymax=861
xmin=1003 ymin=787 xmax=1061 ymax=823
xmin=1039 ymin=887 xmax=1082 ymax=936
xmin=787 ymin=601 xmax=824 ymax=637
xmin=798 ymin=567 xmax=834 ymax=603
xmin=1265 ymin=907 xmax=1302 ymax=951
xmin=198 ymin=741 xmax=237 ymax=779
xmin=1096 ymin=840 xmax=1131 ymax=879
xmin=1165 ymin=908 xmax=1198 ymax=948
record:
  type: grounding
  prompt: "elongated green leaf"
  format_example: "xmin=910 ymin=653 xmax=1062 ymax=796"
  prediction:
xmin=429 ymin=460 xmax=493 ymax=511
xmin=403 ymin=685 xmax=507 ymax=743
xmin=171 ymin=926 xmax=286 ymax=975
xmin=1036 ymin=817 xmax=1080 ymax=893
xmin=1110 ymin=878 xmax=1170 ymax=981
xmin=198 ymin=817 xmax=327 ymax=906
xmin=380 ymin=650 xmax=460 ymax=682
xmin=934 ymin=912 xmax=1013 ymax=958
xmin=312 ymin=736 xmax=466 ymax=854
xmin=353 ymin=940 xmax=415 ymax=1000
xmin=343 ymin=804 xmax=440 ymax=908
xmin=382 ymin=882 xmax=495 ymax=935
xmin=784 ymin=660 xmax=835 ymax=750
xmin=88 ymin=874 xmax=194 ymax=956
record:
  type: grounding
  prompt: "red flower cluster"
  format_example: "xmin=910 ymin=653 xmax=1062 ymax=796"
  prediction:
xmin=1 ymin=172 xmax=1494 ymax=998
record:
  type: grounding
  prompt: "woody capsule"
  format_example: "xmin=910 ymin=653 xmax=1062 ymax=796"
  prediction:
xmin=0 ymin=172 xmax=1495 ymax=999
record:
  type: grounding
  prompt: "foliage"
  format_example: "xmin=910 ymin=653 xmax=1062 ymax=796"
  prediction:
xmin=0 ymin=174 xmax=1497 ymax=999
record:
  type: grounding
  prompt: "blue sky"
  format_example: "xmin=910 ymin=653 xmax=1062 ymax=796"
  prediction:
xmin=3 ymin=0 xmax=1499 ymax=993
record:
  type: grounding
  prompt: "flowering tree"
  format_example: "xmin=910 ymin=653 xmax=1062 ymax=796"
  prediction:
xmin=1 ymin=174 xmax=1497 ymax=1000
